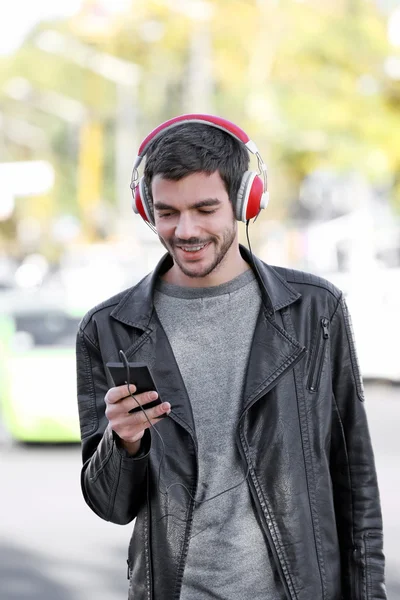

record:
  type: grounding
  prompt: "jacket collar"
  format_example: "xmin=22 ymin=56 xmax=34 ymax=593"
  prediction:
xmin=110 ymin=244 xmax=301 ymax=330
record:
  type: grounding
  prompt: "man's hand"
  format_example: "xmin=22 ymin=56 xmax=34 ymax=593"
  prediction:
xmin=105 ymin=384 xmax=171 ymax=456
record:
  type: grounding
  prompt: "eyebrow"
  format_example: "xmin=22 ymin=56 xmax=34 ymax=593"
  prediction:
xmin=153 ymin=198 xmax=222 ymax=211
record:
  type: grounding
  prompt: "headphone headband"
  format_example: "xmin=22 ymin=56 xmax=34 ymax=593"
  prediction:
xmin=133 ymin=113 xmax=259 ymax=170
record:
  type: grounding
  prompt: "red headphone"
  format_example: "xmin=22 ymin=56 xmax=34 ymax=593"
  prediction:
xmin=130 ymin=114 xmax=269 ymax=225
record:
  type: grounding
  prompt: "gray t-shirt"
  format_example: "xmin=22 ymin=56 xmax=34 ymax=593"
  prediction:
xmin=154 ymin=269 xmax=285 ymax=600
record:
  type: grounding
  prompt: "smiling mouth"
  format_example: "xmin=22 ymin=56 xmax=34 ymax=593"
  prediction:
xmin=175 ymin=242 xmax=211 ymax=256
xmin=177 ymin=243 xmax=207 ymax=252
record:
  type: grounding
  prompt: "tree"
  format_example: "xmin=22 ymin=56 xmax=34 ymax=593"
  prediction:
xmin=1 ymin=0 xmax=399 ymax=258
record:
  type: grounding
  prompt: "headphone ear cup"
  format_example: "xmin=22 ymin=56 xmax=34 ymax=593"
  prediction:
xmin=236 ymin=171 xmax=264 ymax=222
xmin=140 ymin=178 xmax=155 ymax=224
xmin=133 ymin=177 xmax=155 ymax=225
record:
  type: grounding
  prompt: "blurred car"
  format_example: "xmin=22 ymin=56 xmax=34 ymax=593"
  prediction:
xmin=0 ymin=293 xmax=82 ymax=443
xmin=325 ymin=266 xmax=400 ymax=383
xmin=345 ymin=268 xmax=400 ymax=383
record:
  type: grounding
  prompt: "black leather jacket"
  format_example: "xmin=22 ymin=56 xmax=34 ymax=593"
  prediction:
xmin=76 ymin=246 xmax=386 ymax=600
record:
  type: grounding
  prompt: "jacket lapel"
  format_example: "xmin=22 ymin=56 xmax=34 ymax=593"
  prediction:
xmin=236 ymin=246 xmax=306 ymax=411
xmin=117 ymin=310 xmax=196 ymax=436
xmin=242 ymin=308 xmax=306 ymax=414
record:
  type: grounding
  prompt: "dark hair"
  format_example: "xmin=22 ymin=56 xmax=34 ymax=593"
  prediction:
xmin=143 ymin=122 xmax=250 ymax=203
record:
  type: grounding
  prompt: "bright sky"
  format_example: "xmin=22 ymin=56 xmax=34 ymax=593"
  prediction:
xmin=0 ymin=0 xmax=131 ymax=56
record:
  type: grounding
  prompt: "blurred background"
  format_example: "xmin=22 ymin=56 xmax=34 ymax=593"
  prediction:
xmin=0 ymin=0 xmax=399 ymax=598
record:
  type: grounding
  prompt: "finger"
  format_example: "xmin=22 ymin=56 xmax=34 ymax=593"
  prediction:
xmin=105 ymin=383 xmax=137 ymax=405
xmin=109 ymin=401 xmax=171 ymax=443
xmin=137 ymin=401 xmax=171 ymax=426
xmin=127 ymin=391 xmax=159 ymax=413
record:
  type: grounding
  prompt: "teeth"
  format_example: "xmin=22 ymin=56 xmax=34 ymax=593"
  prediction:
xmin=179 ymin=244 xmax=206 ymax=252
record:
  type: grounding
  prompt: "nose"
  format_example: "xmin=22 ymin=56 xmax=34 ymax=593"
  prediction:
xmin=175 ymin=212 xmax=199 ymax=240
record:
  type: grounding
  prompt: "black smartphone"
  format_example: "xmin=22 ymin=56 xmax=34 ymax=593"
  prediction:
xmin=105 ymin=361 xmax=165 ymax=416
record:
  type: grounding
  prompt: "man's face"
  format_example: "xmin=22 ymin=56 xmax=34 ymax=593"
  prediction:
xmin=152 ymin=171 xmax=238 ymax=282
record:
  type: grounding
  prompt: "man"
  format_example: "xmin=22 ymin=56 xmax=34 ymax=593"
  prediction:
xmin=76 ymin=115 xmax=386 ymax=600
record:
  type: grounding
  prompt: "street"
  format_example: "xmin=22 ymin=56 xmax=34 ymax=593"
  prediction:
xmin=1 ymin=382 xmax=399 ymax=600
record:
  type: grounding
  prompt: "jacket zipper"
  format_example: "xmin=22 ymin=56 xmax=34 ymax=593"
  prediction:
xmin=307 ymin=318 xmax=330 ymax=392
xmin=177 ymin=344 xmax=306 ymax=598
xmin=353 ymin=542 xmax=366 ymax=600
xmin=174 ymin=437 xmax=199 ymax=600
xmin=237 ymin=346 xmax=306 ymax=600
xmin=126 ymin=474 xmax=153 ymax=596
xmin=146 ymin=471 xmax=153 ymax=599
xmin=244 ymin=465 xmax=294 ymax=600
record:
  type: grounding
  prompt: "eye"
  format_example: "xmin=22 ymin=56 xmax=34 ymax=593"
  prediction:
xmin=158 ymin=212 xmax=174 ymax=218
xmin=199 ymin=209 xmax=217 ymax=215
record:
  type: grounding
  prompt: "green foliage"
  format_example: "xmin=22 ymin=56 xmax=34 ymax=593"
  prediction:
xmin=1 ymin=0 xmax=400 ymax=255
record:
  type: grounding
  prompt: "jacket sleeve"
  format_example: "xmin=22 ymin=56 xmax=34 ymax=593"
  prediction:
xmin=76 ymin=325 xmax=151 ymax=525
xmin=329 ymin=294 xmax=386 ymax=599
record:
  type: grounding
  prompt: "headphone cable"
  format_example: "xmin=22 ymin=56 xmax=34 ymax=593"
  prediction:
xmin=116 ymin=218 xmax=262 ymax=529
xmin=118 ymin=350 xmax=251 ymax=528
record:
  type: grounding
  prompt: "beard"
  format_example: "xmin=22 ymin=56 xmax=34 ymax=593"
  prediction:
xmin=159 ymin=219 xmax=237 ymax=279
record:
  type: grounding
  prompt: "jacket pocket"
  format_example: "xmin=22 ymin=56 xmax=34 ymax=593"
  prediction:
xmin=307 ymin=317 xmax=330 ymax=392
